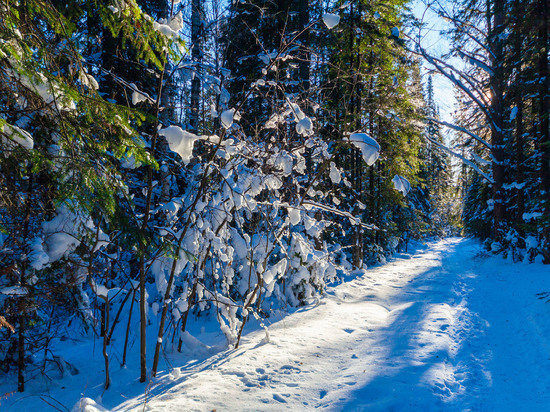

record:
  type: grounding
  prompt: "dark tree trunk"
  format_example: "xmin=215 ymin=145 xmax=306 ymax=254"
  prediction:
xmin=512 ymin=0 xmax=525 ymax=239
xmin=17 ymin=172 xmax=33 ymax=392
xmin=488 ymin=0 xmax=507 ymax=242
xmin=539 ymin=0 xmax=550 ymax=263
xmin=298 ymin=0 xmax=310 ymax=92
xmin=139 ymin=256 xmax=147 ymax=382
xmin=189 ymin=0 xmax=204 ymax=131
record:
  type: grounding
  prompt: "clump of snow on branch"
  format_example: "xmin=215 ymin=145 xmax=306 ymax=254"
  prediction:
xmin=78 ymin=70 xmax=99 ymax=90
xmin=510 ymin=107 xmax=518 ymax=121
xmin=288 ymin=207 xmax=301 ymax=226
xmin=41 ymin=204 xmax=108 ymax=263
xmin=221 ymin=109 xmax=235 ymax=129
xmin=329 ymin=162 xmax=342 ymax=184
xmin=28 ymin=238 xmax=49 ymax=270
xmin=159 ymin=125 xmax=215 ymax=164
xmin=7 ymin=70 xmax=76 ymax=111
xmin=323 ymin=13 xmax=340 ymax=29
xmin=1 ymin=123 xmax=34 ymax=150
xmin=349 ymin=133 xmax=380 ymax=166
xmin=153 ymin=12 xmax=184 ymax=39
xmin=289 ymin=103 xmax=313 ymax=136
xmin=392 ymin=175 xmax=411 ymax=196
xmin=129 ymin=83 xmax=151 ymax=105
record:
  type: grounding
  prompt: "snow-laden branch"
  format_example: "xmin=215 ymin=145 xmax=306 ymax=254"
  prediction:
xmin=300 ymin=201 xmax=378 ymax=231
xmin=424 ymin=50 xmax=490 ymax=107
xmin=427 ymin=117 xmax=492 ymax=149
xmin=456 ymin=50 xmax=494 ymax=76
xmin=255 ymin=200 xmax=379 ymax=231
xmin=98 ymin=67 xmax=156 ymax=105
xmin=425 ymin=135 xmax=494 ymax=183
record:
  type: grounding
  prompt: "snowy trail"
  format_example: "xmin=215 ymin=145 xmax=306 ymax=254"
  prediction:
xmin=109 ymin=237 xmax=550 ymax=411
xmin=6 ymin=238 xmax=550 ymax=411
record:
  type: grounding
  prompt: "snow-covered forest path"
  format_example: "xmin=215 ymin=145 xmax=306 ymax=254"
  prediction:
xmin=111 ymin=238 xmax=550 ymax=411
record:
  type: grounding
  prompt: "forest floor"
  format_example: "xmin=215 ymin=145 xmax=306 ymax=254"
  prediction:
xmin=3 ymin=237 xmax=550 ymax=411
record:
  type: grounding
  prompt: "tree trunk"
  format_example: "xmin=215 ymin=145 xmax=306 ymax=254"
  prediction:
xmin=102 ymin=297 xmax=110 ymax=390
xmin=539 ymin=0 xmax=550 ymax=263
xmin=122 ymin=288 xmax=136 ymax=367
xmin=488 ymin=0 xmax=507 ymax=242
xmin=17 ymin=172 xmax=33 ymax=392
xmin=298 ymin=0 xmax=310 ymax=93
xmin=139 ymin=255 xmax=147 ymax=382
xmin=189 ymin=0 xmax=203 ymax=131
xmin=512 ymin=0 xmax=525 ymax=239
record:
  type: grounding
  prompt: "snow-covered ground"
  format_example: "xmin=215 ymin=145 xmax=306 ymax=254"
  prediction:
xmin=3 ymin=238 xmax=550 ymax=411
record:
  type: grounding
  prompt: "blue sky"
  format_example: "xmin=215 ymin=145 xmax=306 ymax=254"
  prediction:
xmin=411 ymin=0 xmax=457 ymax=123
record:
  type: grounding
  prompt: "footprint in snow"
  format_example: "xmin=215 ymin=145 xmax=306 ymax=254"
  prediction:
xmin=223 ymin=370 xmax=245 ymax=377
xmin=343 ymin=328 xmax=355 ymax=334
xmin=280 ymin=364 xmax=301 ymax=373
xmin=241 ymin=377 xmax=256 ymax=388
xmin=320 ymin=390 xmax=328 ymax=399
xmin=273 ymin=393 xmax=287 ymax=403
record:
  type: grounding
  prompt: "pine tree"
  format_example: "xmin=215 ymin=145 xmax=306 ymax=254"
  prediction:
xmin=0 ymin=0 xmax=182 ymax=390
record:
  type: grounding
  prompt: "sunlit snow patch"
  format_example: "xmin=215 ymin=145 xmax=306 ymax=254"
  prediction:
xmin=392 ymin=175 xmax=411 ymax=196
xmin=349 ymin=132 xmax=380 ymax=166
xmin=70 ymin=397 xmax=107 ymax=412
xmin=323 ymin=13 xmax=340 ymax=29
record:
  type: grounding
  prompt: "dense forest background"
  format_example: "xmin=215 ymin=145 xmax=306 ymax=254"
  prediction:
xmin=0 ymin=0 xmax=547 ymax=392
